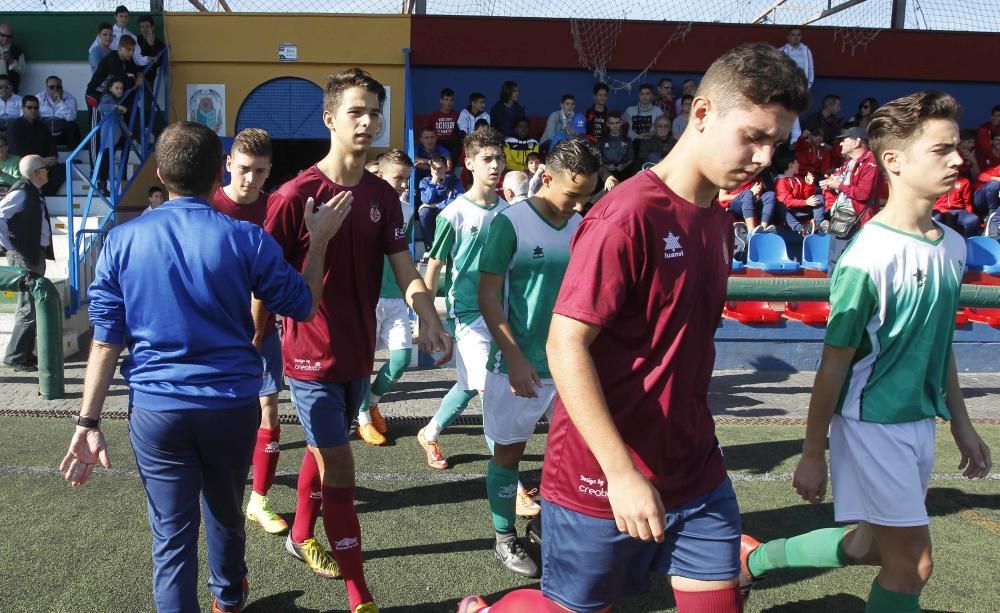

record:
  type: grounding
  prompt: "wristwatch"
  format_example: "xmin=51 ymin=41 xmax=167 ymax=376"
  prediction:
xmin=72 ymin=415 xmax=101 ymax=429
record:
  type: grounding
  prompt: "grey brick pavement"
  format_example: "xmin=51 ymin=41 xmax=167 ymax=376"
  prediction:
xmin=3 ymin=351 xmax=999 ymax=420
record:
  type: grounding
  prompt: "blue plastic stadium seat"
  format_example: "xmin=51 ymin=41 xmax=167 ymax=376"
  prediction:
xmin=747 ymin=232 xmax=801 ymax=273
xmin=801 ymin=233 xmax=831 ymax=272
xmin=966 ymin=237 xmax=1000 ymax=274
xmin=731 ymin=259 xmax=745 ymax=272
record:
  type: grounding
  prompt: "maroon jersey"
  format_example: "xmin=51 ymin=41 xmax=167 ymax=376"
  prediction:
xmin=541 ymin=170 xmax=731 ymax=519
xmin=265 ymin=166 xmax=407 ymax=382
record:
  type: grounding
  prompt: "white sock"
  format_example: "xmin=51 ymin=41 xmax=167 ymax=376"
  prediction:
xmin=423 ymin=418 xmax=443 ymax=441
xmin=367 ymin=391 xmax=381 ymax=407
xmin=357 ymin=410 xmax=372 ymax=426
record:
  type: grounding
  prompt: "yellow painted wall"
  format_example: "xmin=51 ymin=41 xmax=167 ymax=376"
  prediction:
xmin=162 ymin=14 xmax=409 ymax=146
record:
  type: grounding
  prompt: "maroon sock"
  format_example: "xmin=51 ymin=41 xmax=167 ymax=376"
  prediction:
xmin=485 ymin=589 xmax=566 ymax=612
xmin=251 ymin=425 xmax=281 ymax=496
xmin=673 ymin=585 xmax=743 ymax=613
xmin=321 ymin=486 xmax=372 ymax=609
xmin=290 ymin=451 xmax=321 ymax=543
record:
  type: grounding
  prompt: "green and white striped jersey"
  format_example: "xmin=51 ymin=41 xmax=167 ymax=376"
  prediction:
xmin=479 ymin=201 xmax=581 ymax=380
xmin=428 ymin=194 xmax=510 ymax=325
xmin=826 ymin=221 xmax=966 ymax=424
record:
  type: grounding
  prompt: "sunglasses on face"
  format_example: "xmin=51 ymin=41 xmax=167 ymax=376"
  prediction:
xmin=48 ymin=85 xmax=62 ymax=90
xmin=0 ymin=33 xmax=11 ymax=39
xmin=0 ymin=84 xmax=11 ymax=89
xmin=24 ymin=106 xmax=39 ymax=110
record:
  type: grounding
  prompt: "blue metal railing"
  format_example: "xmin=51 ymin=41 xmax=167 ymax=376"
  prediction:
xmin=64 ymin=49 xmax=169 ymax=316
xmin=403 ymin=47 xmax=418 ymax=260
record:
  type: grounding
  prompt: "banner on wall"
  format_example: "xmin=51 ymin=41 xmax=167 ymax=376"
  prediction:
xmin=373 ymin=85 xmax=391 ymax=148
xmin=187 ymin=84 xmax=226 ymax=136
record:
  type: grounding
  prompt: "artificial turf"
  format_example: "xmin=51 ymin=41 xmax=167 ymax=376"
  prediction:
xmin=0 ymin=417 xmax=996 ymax=612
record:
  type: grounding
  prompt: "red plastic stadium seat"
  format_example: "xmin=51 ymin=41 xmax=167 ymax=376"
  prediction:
xmin=966 ymin=308 xmax=1000 ymax=327
xmin=955 ymin=309 xmax=969 ymax=326
xmin=783 ymin=302 xmax=830 ymax=324
xmin=723 ymin=301 xmax=782 ymax=324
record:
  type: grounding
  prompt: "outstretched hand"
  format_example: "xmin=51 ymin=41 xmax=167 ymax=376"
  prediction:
xmin=60 ymin=427 xmax=111 ymax=487
xmin=954 ymin=423 xmax=992 ymax=479
xmin=304 ymin=192 xmax=353 ymax=244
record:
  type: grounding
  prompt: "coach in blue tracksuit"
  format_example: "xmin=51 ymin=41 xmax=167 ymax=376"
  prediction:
xmin=59 ymin=121 xmax=353 ymax=613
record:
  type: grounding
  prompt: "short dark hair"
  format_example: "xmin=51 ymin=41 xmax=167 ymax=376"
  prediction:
xmin=21 ymin=95 xmax=38 ymax=107
xmin=526 ymin=151 xmax=542 ymax=162
xmin=45 ymin=75 xmax=61 ymax=84
xmin=681 ymin=94 xmax=694 ymax=103
xmin=469 ymin=92 xmax=486 ymax=105
xmin=608 ymin=110 xmax=623 ymax=120
xmin=97 ymin=21 xmax=113 ymax=33
xmin=155 ymin=122 xmax=223 ymax=197
xmin=959 ymin=128 xmax=977 ymax=141
xmin=106 ymin=78 xmax=125 ymax=92
xmin=499 ymin=81 xmax=518 ymax=104
xmin=231 ymin=128 xmax=272 ymax=160
xmin=638 ymin=84 xmax=655 ymax=94
xmin=474 ymin=118 xmax=489 ymax=129
xmin=697 ymin=43 xmax=811 ymax=115
xmin=429 ymin=154 xmax=448 ymax=166
xmin=138 ymin=15 xmax=154 ymax=26
xmin=822 ymin=94 xmax=841 ymax=106
xmin=440 ymin=88 xmax=454 ymax=98
xmin=991 ymin=104 xmax=1000 ymax=114
xmin=379 ymin=148 xmax=413 ymax=171
xmin=514 ymin=117 xmax=530 ymax=128
xmin=593 ymin=83 xmax=609 ymax=95
xmin=658 ymin=78 xmax=672 ymax=87
xmin=323 ymin=68 xmax=386 ymax=115
xmin=464 ymin=127 xmax=504 ymax=158
xmin=772 ymin=151 xmax=797 ymax=174
xmin=868 ymin=90 xmax=961 ymax=173
xmin=420 ymin=126 xmax=436 ymax=136
xmin=545 ymin=138 xmax=601 ymax=180
xmin=561 ymin=94 xmax=575 ymax=103
xmin=148 ymin=185 xmax=164 ymax=196
xmin=117 ymin=35 xmax=136 ymax=49
xmin=115 ymin=5 xmax=129 ymax=15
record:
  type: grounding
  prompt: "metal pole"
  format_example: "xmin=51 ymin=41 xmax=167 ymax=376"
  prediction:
xmin=891 ymin=0 xmax=907 ymax=29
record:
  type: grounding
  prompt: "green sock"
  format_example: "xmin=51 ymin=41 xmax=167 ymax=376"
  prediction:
xmin=748 ymin=526 xmax=853 ymax=577
xmin=486 ymin=460 xmax=519 ymax=533
xmin=431 ymin=386 xmax=478 ymax=431
xmin=370 ymin=348 xmax=411 ymax=397
xmin=866 ymin=579 xmax=920 ymax=612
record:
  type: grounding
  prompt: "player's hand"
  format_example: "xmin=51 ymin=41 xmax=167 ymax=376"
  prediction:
xmin=304 ymin=192 xmax=353 ymax=244
xmin=418 ymin=319 xmax=453 ymax=366
xmin=60 ymin=426 xmax=111 ymax=487
xmin=953 ymin=423 xmax=992 ymax=479
xmin=507 ymin=354 xmax=541 ymax=399
xmin=607 ymin=468 xmax=665 ymax=543
xmin=793 ymin=453 xmax=828 ymax=504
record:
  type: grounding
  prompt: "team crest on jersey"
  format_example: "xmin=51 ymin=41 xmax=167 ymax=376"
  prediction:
xmin=532 ymin=245 xmax=545 ymax=259
xmin=369 ymin=202 xmax=382 ymax=223
xmin=663 ymin=232 xmax=684 ymax=259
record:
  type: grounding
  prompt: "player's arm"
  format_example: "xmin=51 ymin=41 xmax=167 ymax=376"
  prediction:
xmin=547 ymin=314 xmax=665 ymax=543
xmin=250 ymin=297 xmax=268 ymax=351
xmin=479 ymin=273 xmax=540 ymax=398
xmin=945 ymin=354 xmax=991 ymax=479
xmin=389 ymin=251 xmax=452 ymax=365
xmin=60 ymin=339 xmax=121 ymax=487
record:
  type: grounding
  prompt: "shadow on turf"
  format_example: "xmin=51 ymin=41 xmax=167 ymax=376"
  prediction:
xmin=722 ymin=438 xmax=805 ymax=474
xmin=759 ymin=593 xmax=956 ymax=612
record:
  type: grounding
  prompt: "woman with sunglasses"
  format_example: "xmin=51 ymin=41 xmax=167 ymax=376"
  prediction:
xmin=845 ymin=97 xmax=879 ymax=133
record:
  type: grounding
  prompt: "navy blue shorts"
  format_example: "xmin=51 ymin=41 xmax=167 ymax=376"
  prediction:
xmin=541 ymin=477 xmax=741 ymax=612
xmin=288 ymin=377 xmax=368 ymax=448
xmin=259 ymin=333 xmax=284 ymax=397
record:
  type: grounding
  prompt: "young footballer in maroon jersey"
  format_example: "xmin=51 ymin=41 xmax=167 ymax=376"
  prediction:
xmin=459 ymin=43 xmax=810 ymax=613
xmin=263 ymin=69 xmax=452 ymax=613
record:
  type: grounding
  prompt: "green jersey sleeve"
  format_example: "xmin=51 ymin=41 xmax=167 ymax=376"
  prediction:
xmin=825 ymin=266 xmax=879 ymax=349
xmin=479 ymin=214 xmax=517 ymax=276
xmin=428 ymin=213 xmax=456 ymax=261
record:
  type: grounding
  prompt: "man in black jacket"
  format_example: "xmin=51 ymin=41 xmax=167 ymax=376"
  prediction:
xmin=86 ymin=35 xmax=141 ymax=107
xmin=6 ymin=96 xmax=64 ymax=196
xmin=0 ymin=155 xmax=54 ymax=371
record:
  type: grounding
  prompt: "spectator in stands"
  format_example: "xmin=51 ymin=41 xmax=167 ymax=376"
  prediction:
xmin=418 ymin=154 xmax=464 ymax=256
xmin=490 ymin=81 xmax=526 ymax=138
xmin=958 ymin=128 xmax=980 ymax=180
xmin=0 ymin=155 xmax=53 ymax=371
xmin=636 ymin=116 xmax=675 ymax=167
xmin=820 ymin=126 xmax=880 ymax=266
xmin=0 ymin=24 xmax=26 ymax=94
xmin=540 ymin=94 xmax=578 ymax=150
xmin=933 ymin=175 xmax=978 ymax=237
xmin=95 ymin=78 xmax=128 ymax=191
xmin=656 ymin=78 xmax=675 ymax=121
xmin=0 ymin=75 xmax=21 ymax=134
xmin=775 ymin=154 xmax=824 ymax=236
xmin=503 ymin=118 xmax=539 ymax=172
xmin=0 ymin=135 xmax=20 ymax=185
xmin=143 ymin=184 xmax=164 ymax=215
xmin=975 ymin=104 xmax=1000 ymax=160
xmin=795 ymin=128 xmax=833 ymax=178
xmin=137 ymin=15 xmax=166 ymax=84
xmin=973 ymin=134 xmax=1000 ymax=218
xmin=429 ymin=88 xmax=460 ymax=160
xmin=779 ymin=27 xmax=814 ymax=142
xmin=501 ymin=170 xmax=529 ymax=205
xmin=525 ymin=151 xmax=541 ymax=178
xmin=726 ymin=177 xmax=781 ymax=234
xmin=111 ymin=6 xmax=138 ymax=53
xmin=672 ymin=94 xmax=692 ymax=140
xmin=599 ymin=111 xmax=632 ymax=182
xmin=585 ymin=83 xmax=610 ymax=141
xmin=803 ymin=94 xmax=844 ymax=145
xmin=458 ymin=92 xmax=490 ymax=136
xmin=38 ymin=76 xmax=82 ymax=149
xmin=622 ymin=83 xmax=662 ymax=141
xmin=87 ymin=35 xmax=141 ymax=109
xmin=7 ymin=96 xmax=63 ymax=197
xmin=844 ymin=97 xmax=878 ymax=133
xmin=89 ymin=23 xmax=114 ymax=73
xmin=414 ymin=126 xmax=451 ymax=185
xmin=674 ymin=78 xmax=697 ymax=116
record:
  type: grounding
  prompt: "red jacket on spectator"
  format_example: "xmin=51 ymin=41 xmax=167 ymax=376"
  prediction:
xmin=794 ymin=136 xmax=832 ymax=178
xmin=933 ymin=176 xmax=973 ymax=214
xmin=976 ymin=120 xmax=1000 ymax=158
xmin=775 ymin=176 xmax=816 ymax=208
xmin=823 ymin=149 xmax=881 ymax=226
xmin=976 ymin=162 xmax=1000 ymax=192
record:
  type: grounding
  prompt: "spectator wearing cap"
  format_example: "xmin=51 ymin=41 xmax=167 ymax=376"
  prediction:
xmin=89 ymin=23 xmax=115 ymax=72
xmin=37 ymin=76 xmax=82 ymax=149
xmin=0 ymin=74 xmax=22 ymax=133
xmin=0 ymin=24 xmax=26 ymax=94
xmin=819 ymin=126 xmax=881 ymax=266
xmin=7 ymin=96 xmax=63 ymax=197
xmin=0 ymin=154 xmax=54 ymax=371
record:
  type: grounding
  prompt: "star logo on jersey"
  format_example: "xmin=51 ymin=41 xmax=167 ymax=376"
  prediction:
xmin=369 ymin=202 xmax=382 ymax=223
xmin=532 ymin=245 xmax=544 ymax=259
xmin=663 ymin=232 xmax=684 ymax=259
xmin=913 ymin=269 xmax=926 ymax=288
xmin=469 ymin=225 xmax=479 ymax=236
